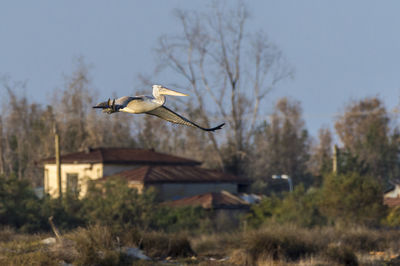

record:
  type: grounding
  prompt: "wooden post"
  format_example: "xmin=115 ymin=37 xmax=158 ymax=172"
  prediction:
xmin=54 ymin=124 xmax=62 ymax=199
xmin=333 ymin=144 xmax=339 ymax=173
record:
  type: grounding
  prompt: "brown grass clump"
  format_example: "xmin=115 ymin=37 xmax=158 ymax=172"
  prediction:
xmin=137 ymin=231 xmax=195 ymax=259
xmin=336 ymin=226 xmax=387 ymax=252
xmin=191 ymin=232 xmax=242 ymax=258
xmin=322 ymin=244 xmax=358 ymax=266
xmin=0 ymin=231 xmax=59 ymax=266
xmin=67 ymin=224 xmax=132 ymax=266
xmin=243 ymin=225 xmax=318 ymax=263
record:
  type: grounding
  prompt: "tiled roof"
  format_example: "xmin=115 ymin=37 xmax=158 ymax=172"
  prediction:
xmin=42 ymin=148 xmax=200 ymax=165
xmin=162 ymin=191 xmax=250 ymax=209
xmin=102 ymin=165 xmax=250 ymax=184
xmin=384 ymin=197 xmax=400 ymax=208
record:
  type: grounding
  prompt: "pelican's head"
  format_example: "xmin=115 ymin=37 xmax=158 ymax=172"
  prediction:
xmin=152 ymin=85 xmax=188 ymax=97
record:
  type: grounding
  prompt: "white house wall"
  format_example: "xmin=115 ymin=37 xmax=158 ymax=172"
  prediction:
xmin=384 ymin=184 xmax=400 ymax=198
xmin=44 ymin=163 xmax=103 ymax=197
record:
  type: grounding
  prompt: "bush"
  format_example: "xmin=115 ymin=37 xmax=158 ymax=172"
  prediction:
xmin=244 ymin=226 xmax=317 ymax=263
xmin=319 ymin=172 xmax=387 ymax=226
xmin=70 ymin=225 xmax=133 ymax=266
xmin=245 ymin=185 xmax=326 ymax=228
xmin=323 ymin=244 xmax=358 ymax=266
xmin=81 ymin=178 xmax=157 ymax=232
xmin=384 ymin=206 xmax=400 ymax=227
xmin=134 ymin=231 xmax=195 ymax=259
xmin=0 ymin=174 xmax=44 ymax=232
xmin=151 ymin=206 xmax=210 ymax=233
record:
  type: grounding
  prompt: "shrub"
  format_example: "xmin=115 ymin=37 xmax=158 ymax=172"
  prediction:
xmin=245 ymin=185 xmax=326 ymax=228
xmin=323 ymin=244 xmax=358 ymax=266
xmin=384 ymin=206 xmax=400 ymax=227
xmin=135 ymin=231 xmax=195 ymax=259
xmin=69 ymin=225 xmax=132 ymax=266
xmin=81 ymin=178 xmax=157 ymax=232
xmin=151 ymin=206 xmax=210 ymax=233
xmin=0 ymin=174 xmax=44 ymax=232
xmin=319 ymin=172 xmax=387 ymax=226
xmin=244 ymin=226 xmax=317 ymax=263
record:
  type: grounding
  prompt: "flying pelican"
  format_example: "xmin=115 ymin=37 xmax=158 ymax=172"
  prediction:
xmin=93 ymin=85 xmax=225 ymax=132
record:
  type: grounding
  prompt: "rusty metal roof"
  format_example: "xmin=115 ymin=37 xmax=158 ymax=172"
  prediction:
xmin=162 ymin=191 xmax=250 ymax=209
xmin=384 ymin=197 xmax=400 ymax=208
xmin=103 ymin=165 xmax=250 ymax=184
xmin=42 ymin=147 xmax=200 ymax=165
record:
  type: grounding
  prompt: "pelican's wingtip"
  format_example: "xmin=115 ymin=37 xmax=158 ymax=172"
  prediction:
xmin=207 ymin=122 xmax=225 ymax=132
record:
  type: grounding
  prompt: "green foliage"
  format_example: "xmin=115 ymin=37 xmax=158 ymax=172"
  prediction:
xmin=245 ymin=195 xmax=280 ymax=228
xmin=274 ymin=185 xmax=326 ymax=227
xmin=245 ymin=185 xmax=326 ymax=228
xmin=384 ymin=206 xmax=400 ymax=227
xmin=81 ymin=178 xmax=157 ymax=231
xmin=0 ymin=174 xmax=44 ymax=232
xmin=151 ymin=206 xmax=210 ymax=233
xmin=40 ymin=193 xmax=86 ymax=230
xmin=320 ymin=172 xmax=387 ymax=226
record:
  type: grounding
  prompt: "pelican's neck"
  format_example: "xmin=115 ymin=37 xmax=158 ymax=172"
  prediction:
xmin=152 ymin=87 xmax=165 ymax=105
xmin=153 ymin=94 xmax=165 ymax=105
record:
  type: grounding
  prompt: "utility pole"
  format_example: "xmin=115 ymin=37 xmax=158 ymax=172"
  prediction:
xmin=54 ymin=124 xmax=62 ymax=199
xmin=332 ymin=144 xmax=339 ymax=174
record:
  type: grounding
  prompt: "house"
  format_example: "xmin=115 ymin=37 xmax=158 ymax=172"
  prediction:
xmin=42 ymin=147 xmax=250 ymax=198
xmin=162 ymin=190 xmax=250 ymax=230
xmin=384 ymin=180 xmax=400 ymax=207
xmin=162 ymin=190 xmax=250 ymax=210
xmin=102 ymin=165 xmax=250 ymax=201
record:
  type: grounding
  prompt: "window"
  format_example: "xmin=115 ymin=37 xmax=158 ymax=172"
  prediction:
xmin=66 ymin=173 xmax=79 ymax=196
xmin=44 ymin=169 xmax=49 ymax=192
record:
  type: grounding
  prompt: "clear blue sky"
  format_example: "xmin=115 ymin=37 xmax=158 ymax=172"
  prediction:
xmin=1 ymin=1 xmax=399 ymax=138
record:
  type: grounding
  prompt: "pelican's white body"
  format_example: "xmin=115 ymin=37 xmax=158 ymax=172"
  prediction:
xmin=119 ymin=96 xmax=162 ymax=114
xmin=117 ymin=85 xmax=187 ymax=114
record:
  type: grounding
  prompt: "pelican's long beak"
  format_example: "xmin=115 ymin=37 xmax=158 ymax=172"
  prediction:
xmin=159 ymin=87 xmax=188 ymax=97
xmin=93 ymin=99 xmax=116 ymax=114
xmin=93 ymin=100 xmax=109 ymax=109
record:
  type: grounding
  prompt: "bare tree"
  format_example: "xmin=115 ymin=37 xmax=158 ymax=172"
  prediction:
xmin=154 ymin=2 xmax=292 ymax=171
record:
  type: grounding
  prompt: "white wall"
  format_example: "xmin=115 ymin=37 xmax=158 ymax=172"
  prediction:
xmin=44 ymin=163 xmax=103 ymax=197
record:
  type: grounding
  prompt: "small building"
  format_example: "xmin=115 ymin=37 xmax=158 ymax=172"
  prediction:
xmin=102 ymin=165 xmax=250 ymax=201
xmin=384 ymin=180 xmax=400 ymax=207
xmin=42 ymin=147 xmax=250 ymax=198
xmin=162 ymin=191 xmax=250 ymax=230
xmin=162 ymin=190 xmax=250 ymax=210
xmin=42 ymin=147 xmax=200 ymax=197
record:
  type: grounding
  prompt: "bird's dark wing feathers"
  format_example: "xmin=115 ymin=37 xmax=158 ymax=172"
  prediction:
xmin=146 ymin=106 xmax=224 ymax=132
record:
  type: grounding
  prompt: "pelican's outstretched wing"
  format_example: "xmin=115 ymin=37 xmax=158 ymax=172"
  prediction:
xmin=146 ymin=106 xmax=224 ymax=132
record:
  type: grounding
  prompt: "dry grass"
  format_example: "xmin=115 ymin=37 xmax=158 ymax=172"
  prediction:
xmin=191 ymin=231 xmax=242 ymax=258
xmin=0 ymin=224 xmax=399 ymax=265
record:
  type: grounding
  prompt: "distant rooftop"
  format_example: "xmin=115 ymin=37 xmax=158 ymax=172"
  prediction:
xmin=162 ymin=191 xmax=250 ymax=210
xmin=384 ymin=197 xmax=400 ymax=208
xmin=102 ymin=165 xmax=251 ymax=184
xmin=42 ymin=147 xmax=201 ymax=166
